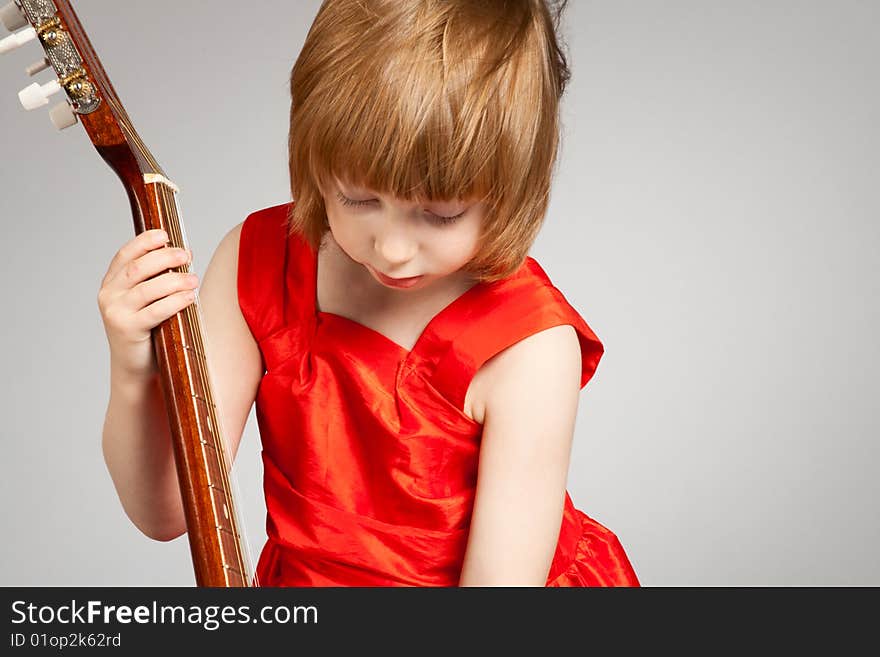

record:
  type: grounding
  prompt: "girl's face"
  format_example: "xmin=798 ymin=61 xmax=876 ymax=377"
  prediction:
xmin=322 ymin=176 xmax=486 ymax=292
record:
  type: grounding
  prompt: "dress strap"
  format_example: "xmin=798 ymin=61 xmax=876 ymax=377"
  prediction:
xmin=425 ymin=258 xmax=605 ymax=413
xmin=237 ymin=201 xmax=301 ymax=342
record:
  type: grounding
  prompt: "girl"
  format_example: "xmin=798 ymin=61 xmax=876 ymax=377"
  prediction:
xmin=98 ymin=0 xmax=639 ymax=586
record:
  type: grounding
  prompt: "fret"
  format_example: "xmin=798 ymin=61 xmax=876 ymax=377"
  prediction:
xmin=191 ymin=393 xmax=215 ymax=406
xmin=208 ymin=484 xmax=236 ymax=531
xmin=222 ymin=564 xmax=247 ymax=587
xmin=183 ymin=344 xmax=207 ymax=360
xmin=200 ymin=438 xmax=225 ymax=489
xmin=208 ymin=483 xmax=239 ymax=535
xmin=192 ymin=396 xmax=219 ymax=442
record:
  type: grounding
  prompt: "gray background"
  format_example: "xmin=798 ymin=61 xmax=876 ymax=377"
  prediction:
xmin=1 ymin=1 xmax=877 ymax=586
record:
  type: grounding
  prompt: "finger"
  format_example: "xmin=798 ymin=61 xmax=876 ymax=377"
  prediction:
xmin=106 ymin=244 xmax=192 ymax=294
xmin=130 ymin=288 xmax=197 ymax=332
xmin=103 ymin=229 xmax=170 ymax=285
xmin=125 ymin=271 xmax=199 ymax=314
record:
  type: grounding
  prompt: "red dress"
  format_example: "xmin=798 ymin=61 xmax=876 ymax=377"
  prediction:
xmin=237 ymin=203 xmax=639 ymax=586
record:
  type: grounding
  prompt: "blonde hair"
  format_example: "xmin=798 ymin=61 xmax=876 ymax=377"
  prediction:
xmin=287 ymin=0 xmax=571 ymax=282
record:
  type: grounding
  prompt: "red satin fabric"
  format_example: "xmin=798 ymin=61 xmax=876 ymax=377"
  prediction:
xmin=237 ymin=203 xmax=640 ymax=587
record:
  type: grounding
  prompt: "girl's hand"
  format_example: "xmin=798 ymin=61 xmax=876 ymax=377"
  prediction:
xmin=97 ymin=229 xmax=199 ymax=380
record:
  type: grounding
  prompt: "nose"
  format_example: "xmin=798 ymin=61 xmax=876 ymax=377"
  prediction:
xmin=373 ymin=218 xmax=418 ymax=269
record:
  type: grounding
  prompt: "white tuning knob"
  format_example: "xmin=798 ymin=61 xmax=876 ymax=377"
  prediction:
xmin=26 ymin=57 xmax=49 ymax=76
xmin=19 ymin=78 xmax=61 ymax=110
xmin=49 ymin=100 xmax=77 ymax=130
xmin=0 ymin=2 xmax=27 ymax=32
xmin=0 ymin=24 xmax=34 ymax=54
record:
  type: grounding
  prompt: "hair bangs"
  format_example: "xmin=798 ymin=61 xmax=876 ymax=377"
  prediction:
xmin=288 ymin=0 xmax=571 ymax=281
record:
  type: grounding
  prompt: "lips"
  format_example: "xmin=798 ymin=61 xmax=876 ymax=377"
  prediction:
xmin=368 ymin=265 xmax=424 ymax=288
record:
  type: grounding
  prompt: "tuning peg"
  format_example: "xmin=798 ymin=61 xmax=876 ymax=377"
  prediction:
xmin=0 ymin=2 xmax=27 ymax=32
xmin=19 ymin=78 xmax=61 ymax=110
xmin=0 ymin=24 xmax=34 ymax=54
xmin=26 ymin=57 xmax=49 ymax=76
xmin=49 ymin=100 xmax=77 ymax=130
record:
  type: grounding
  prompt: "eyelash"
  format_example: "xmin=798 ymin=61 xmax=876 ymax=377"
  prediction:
xmin=335 ymin=192 xmax=465 ymax=225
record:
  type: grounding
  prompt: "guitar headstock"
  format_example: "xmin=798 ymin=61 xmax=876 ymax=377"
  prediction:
xmin=1 ymin=0 xmax=164 ymax=178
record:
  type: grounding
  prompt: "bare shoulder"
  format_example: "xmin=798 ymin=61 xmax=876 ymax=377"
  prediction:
xmin=196 ymin=220 xmax=262 ymax=462
xmin=464 ymin=324 xmax=581 ymax=425
xmin=197 ymin=221 xmax=245 ymax=311
xmin=208 ymin=221 xmax=245 ymax=273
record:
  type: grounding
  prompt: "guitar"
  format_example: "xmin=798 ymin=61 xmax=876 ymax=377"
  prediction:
xmin=1 ymin=0 xmax=255 ymax=587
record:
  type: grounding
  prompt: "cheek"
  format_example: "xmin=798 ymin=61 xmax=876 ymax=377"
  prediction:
xmin=327 ymin=211 xmax=381 ymax=267
xmin=435 ymin=229 xmax=481 ymax=267
xmin=326 ymin=210 xmax=359 ymax=245
xmin=453 ymin=221 xmax=483 ymax=257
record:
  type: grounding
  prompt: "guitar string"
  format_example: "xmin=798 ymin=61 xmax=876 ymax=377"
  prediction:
xmin=106 ymin=95 xmax=161 ymax=174
xmin=159 ymin=183 xmax=249 ymax=585
xmin=159 ymin=185 xmax=257 ymax=586
xmin=157 ymin=182 xmax=254 ymax=586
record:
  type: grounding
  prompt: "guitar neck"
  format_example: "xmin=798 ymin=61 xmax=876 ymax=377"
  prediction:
xmin=149 ymin=181 xmax=254 ymax=587
xmin=8 ymin=0 xmax=253 ymax=586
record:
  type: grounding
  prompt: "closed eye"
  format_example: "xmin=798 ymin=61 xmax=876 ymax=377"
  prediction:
xmin=335 ymin=191 xmax=466 ymax=225
xmin=335 ymin=191 xmax=374 ymax=208
xmin=425 ymin=212 xmax=464 ymax=226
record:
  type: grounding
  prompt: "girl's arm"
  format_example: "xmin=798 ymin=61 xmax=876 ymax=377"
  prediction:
xmin=458 ymin=324 xmax=582 ymax=586
xmin=100 ymin=222 xmax=262 ymax=541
